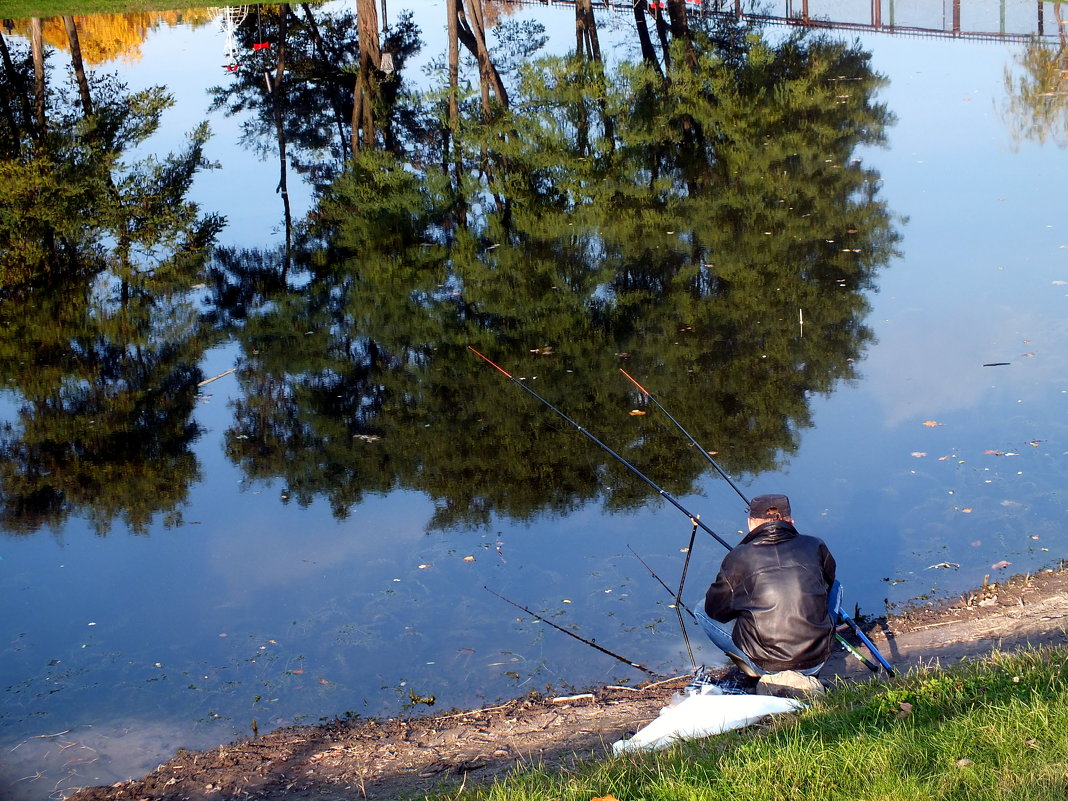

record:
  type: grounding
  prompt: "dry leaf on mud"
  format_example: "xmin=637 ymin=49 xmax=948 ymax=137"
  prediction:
xmin=897 ymin=701 xmax=913 ymax=718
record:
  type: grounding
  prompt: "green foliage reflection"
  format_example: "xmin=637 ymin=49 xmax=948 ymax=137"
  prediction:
xmin=213 ymin=23 xmax=901 ymax=529
xmin=0 ymin=24 xmax=221 ymax=534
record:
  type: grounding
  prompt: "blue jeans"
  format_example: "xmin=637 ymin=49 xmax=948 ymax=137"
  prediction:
xmin=694 ymin=606 xmax=826 ymax=678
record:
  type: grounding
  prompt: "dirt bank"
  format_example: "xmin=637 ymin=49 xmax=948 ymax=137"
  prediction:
xmin=67 ymin=568 xmax=1068 ymax=801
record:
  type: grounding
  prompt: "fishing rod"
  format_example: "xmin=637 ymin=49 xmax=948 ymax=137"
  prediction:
xmin=468 ymin=347 xmax=734 ymax=551
xmin=485 ymin=587 xmax=659 ymax=677
xmin=620 ymin=368 xmax=750 ymax=506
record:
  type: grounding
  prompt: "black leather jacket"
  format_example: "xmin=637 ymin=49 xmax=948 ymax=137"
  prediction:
xmin=704 ymin=520 xmax=836 ymax=672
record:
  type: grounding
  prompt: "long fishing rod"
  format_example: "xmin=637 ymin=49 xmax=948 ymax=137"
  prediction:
xmin=620 ymin=368 xmax=750 ymax=506
xmin=485 ymin=587 xmax=658 ymax=677
xmin=468 ymin=347 xmax=734 ymax=551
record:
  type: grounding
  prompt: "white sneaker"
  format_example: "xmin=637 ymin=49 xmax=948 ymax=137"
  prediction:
xmin=755 ymin=670 xmax=825 ymax=700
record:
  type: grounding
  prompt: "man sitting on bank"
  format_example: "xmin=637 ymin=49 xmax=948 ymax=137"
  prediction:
xmin=695 ymin=493 xmax=837 ymax=681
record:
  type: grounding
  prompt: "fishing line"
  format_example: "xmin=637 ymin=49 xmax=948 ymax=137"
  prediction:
xmin=627 ymin=543 xmax=697 ymax=671
xmin=485 ymin=587 xmax=659 ymax=677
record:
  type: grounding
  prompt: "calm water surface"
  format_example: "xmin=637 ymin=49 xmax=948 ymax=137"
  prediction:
xmin=1 ymin=2 xmax=1067 ymax=797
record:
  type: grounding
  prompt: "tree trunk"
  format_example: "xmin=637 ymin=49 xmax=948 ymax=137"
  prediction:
xmin=455 ymin=0 xmax=508 ymax=115
xmin=63 ymin=16 xmax=93 ymax=117
xmin=665 ymin=0 xmax=697 ymax=67
xmin=300 ymin=3 xmax=350 ymax=161
xmin=30 ymin=18 xmax=46 ymax=136
xmin=654 ymin=8 xmax=671 ymax=71
xmin=446 ymin=0 xmax=461 ymax=184
xmin=352 ymin=0 xmax=381 ymax=152
xmin=271 ymin=5 xmax=293 ymax=264
xmin=631 ymin=2 xmax=663 ymax=77
xmin=665 ymin=0 xmax=690 ymax=44
xmin=0 ymin=31 xmax=34 ymax=139
xmin=574 ymin=0 xmax=602 ymax=61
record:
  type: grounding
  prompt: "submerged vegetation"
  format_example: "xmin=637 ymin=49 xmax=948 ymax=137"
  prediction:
xmin=430 ymin=647 xmax=1068 ymax=801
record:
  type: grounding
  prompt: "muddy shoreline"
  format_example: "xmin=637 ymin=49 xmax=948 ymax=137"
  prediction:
xmin=66 ymin=568 xmax=1068 ymax=801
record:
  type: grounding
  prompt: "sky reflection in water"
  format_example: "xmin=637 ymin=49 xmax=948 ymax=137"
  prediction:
xmin=1 ymin=5 xmax=1067 ymax=798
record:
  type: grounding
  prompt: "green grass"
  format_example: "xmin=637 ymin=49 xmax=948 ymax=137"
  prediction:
xmin=424 ymin=647 xmax=1068 ymax=801
xmin=0 ymin=1 xmax=241 ymax=18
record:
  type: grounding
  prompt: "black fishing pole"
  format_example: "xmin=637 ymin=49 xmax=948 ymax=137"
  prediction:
xmin=468 ymin=347 xmax=734 ymax=551
xmin=620 ymin=368 xmax=751 ymax=506
xmin=485 ymin=587 xmax=658 ymax=677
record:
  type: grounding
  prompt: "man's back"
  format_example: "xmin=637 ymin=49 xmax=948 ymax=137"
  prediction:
xmin=705 ymin=520 xmax=836 ymax=672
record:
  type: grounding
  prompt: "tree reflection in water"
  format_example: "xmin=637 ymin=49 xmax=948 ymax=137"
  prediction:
xmin=211 ymin=17 xmax=901 ymax=531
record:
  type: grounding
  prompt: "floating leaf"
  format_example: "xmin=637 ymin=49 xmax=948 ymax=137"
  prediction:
xmin=922 ymin=420 xmax=943 ymax=427
xmin=629 ymin=409 xmax=646 ymax=416
xmin=911 ymin=452 xmax=927 ymax=458
xmin=418 ymin=564 xmax=432 ymax=569
xmin=984 ymin=449 xmax=1003 ymax=455
xmin=991 ymin=560 xmax=1012 ymax=570
xmin=463 ymin=556 xmax=476 ymax=562
xmin=962 ymin=508 xmax=973 ymax=513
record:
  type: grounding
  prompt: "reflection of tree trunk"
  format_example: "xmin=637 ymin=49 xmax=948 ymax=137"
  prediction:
xmin=575 ymin=0 xmax=602 ymax=61
xmin=271 ymin=5 xmax=292 ymax=267
xmin=63 ymin=16 xmax=93 ymax=116
xmin=666 ymin=0 xmax=697 ymax=67
xmin=446 ymin=0 xmax=461 ymax=183
xmin=455 ymin=0 xmax=508 ymax=115
xmin=654 ymin=9 xmax=671 ymax=71
xmin=631 ymin=2 xmax=663 ymax=76
xmin=300 ymin=3 xmax=349 ymax=161
xmin=352 ymin=0 xmax=381 ymax=152
xmin=666 ymin=0 xmax=690 ymax=45
xmin=30 ymin=18 xmax=46 ymax=136
xmin=574 ymin=0 xmax=612 ymax=156
xmin=0 ymin=31 xmax=34 ymax=138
